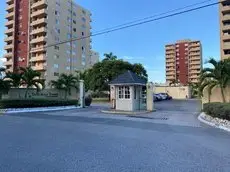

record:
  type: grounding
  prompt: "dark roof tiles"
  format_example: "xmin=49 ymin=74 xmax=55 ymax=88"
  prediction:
xmin=109 ymin=70 xmax=147 ymax=85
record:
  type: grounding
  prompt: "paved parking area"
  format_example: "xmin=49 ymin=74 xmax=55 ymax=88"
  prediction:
xmin=1 ymin=99 xmax=230 ymax=171
xmin=37 ymin=99 xmax=202 ymax=127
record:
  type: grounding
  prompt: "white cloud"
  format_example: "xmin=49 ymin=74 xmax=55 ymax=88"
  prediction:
xmin=122 ymin=56 xmax=144 ymax=61
xmin=0 ymin=57 xmax=6 ymax=67
xmin=122 ymin=56 xmax=134 ymax=60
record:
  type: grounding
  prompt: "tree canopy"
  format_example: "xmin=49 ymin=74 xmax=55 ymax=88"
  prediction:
xmin=49 ymin=73 xmax=79 ymax=99
xmin=199 ymin=58 xmax=230 ymax=103
xmin=80 ymin=53 xmax=148 ymax=91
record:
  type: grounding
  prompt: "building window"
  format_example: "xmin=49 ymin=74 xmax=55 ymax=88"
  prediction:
xmin=66 ymin=66 xmax=70 ymax=70
xmin=118 ymin=87 xmax=124 ymax=99
xmin=125 ymin=87 xmax=130 ymax=99
xmin=118 ymin=86 xmax=130 ymax=99
xmin=54 ymin=64 xmax=59 ymax=68
xmin=55 ymin=19 xmax=60 ymax=25
xmin=54 ymin=72 xmax=59 ymax=76
xmin=67 ymin=33 xmax=71 ymax=39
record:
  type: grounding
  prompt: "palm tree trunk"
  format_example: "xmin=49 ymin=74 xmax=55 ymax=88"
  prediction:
xmin=220 ymin=86 xmax=226 ymax=103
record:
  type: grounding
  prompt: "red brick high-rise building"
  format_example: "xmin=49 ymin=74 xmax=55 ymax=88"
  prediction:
xmin=4 ymin=0 xmax=97 ymax=86
xmin=165 ymin=40 xmax=202 ymax=85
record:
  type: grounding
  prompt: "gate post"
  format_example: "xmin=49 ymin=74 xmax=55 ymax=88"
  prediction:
xmin=79 ymin=80 xmax=85 ymax=108
xmin=146 ymin=82 xmax=155 ymax=111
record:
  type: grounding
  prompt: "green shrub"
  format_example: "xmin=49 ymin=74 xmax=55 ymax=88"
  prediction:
xmin=203 ymin=103 xmax=230 ymax=120
xmin=91 ymin=91 xmax=109 ymax=98
xmin=85 ymin=96 xmax=92 ymax=106
xmin=0 ymin=99 xmax=78 ymax=109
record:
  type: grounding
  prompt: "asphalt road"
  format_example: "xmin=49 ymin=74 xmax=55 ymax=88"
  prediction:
xmin=0 ymin=100 xmax=230 ymax=172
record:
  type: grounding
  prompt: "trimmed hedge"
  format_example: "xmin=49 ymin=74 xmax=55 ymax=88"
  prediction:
xmin=0 ymin=99 xmax=78 ymax=109
xmin=91 ymin=91 xmax=109 ymax=98
xmin=203 ymin=103 xmax=230 ymax=120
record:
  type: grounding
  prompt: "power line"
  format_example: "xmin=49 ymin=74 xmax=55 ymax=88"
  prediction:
xmin=30 ymin=1 xmax=220 ymax=51
xmin=93 ymin=0 xmax=214 ymax=34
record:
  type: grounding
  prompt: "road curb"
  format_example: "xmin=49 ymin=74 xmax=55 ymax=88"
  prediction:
xmin=2 ymin=106 xmax=81 ymax=114
xmin=101 ymin=110 xmax=155 ymax=115
xmin=198 ymin=112 xmax=230 ymax=132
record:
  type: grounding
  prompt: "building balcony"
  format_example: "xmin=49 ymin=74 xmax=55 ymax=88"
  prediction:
xmin=190 ymin=70 xmax=200 ymax=74
xmin=189 ymin=42 xmax=200 ymax=48
xmin=5 ymin=28 xmax=14 ymax=34
xmin=166 ymin=54 xmax=175 ymax=59
xmin=189 ymin=61 xmax=201 ymax=65
xmin=223 ymin=34 xmax=230 ymax=41
xmin=5 ymin=20 xmax=14 ymax=27
xmin=166 ymin=72 xmax=175 ymax=76
xmin=189 ymin=47 xmax=200 ymax=52
xmin=165 ymin=45 xmax=175 ymax=50
xmin=4 ymin=44 xmax=13 ymax=50
xmin=223 ymin=25 xmax=230 ymax=31
xmin=30 ymin=27 xmax=47 ymax=35
xmin=189 ymin=75 xmax=199 ymax=79
xmin=4 ymin=52 xmax=13 ymax=58
xmin=166 ymin=59 xmax=175 ymax=63
xmin=166 ymin=76 xmax=175 ymax=80
xmin=32 ymin=65 xmax=46 ymax=71
xmin=189 ymin=65 xmax=200 ymax=70
xmin=223 ymin=14 xmax=230 ymax=21
xmin=30 ymin=55 xmax=46 ymax=62
xmin=6 ymin=0 xmax=14 ymax=4
xmin=5 ymin=11 xmax=14 ymax=20
xmin=166 ymin=63 xmax=175 ymax=67
xmin=30 ymin=36 xmax=47 ymax=44
xmin=31 ymin=9 xmax=47 ymax=18
xmin=223 ymin=44 xmax=230 ymax=50
xmin=222 ymin=5 xmax=230 ymax=13
xmin=166 ymin=68 xmax=175 ymax=72
xmin=6 ymin=3 xmax=14 ymax=12
xmin=31 ymin=0 xmax=48 ymax=9
xmin=189 ymin=52 xmax=200 ymax=56
xmin=222 ymin=54 xmax=230 ymax=59
xmin=4 ymin=59 xmax=13 ymax=66
xmin=30 ymin=46 xmax=46 ymax=53
xmin=4 ymin=36 xmax=13 ymax=42
xmin=30 ymin=18 xmax=47 ymax=26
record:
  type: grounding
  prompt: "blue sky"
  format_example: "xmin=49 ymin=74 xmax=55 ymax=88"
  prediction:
xmin=0 ymin=0 xmax=220 ymax=82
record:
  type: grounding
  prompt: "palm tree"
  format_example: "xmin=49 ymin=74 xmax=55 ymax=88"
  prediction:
xmin=50 ymin=74 xmax=79 ymax=99
xmin=188 ymin=82 xmax=200 ymax=98
xmin=20 ymin=67 xmax=44 ymax=98
xmin=5 ymin=71 xmax=22 ymax=88
xmin=103 ymin=52 xmax=117 ymax=61
xmin=199 ymin=78 xmax=215 ymax=103
xmin=200 ymin=58 xmax=230 ymax=103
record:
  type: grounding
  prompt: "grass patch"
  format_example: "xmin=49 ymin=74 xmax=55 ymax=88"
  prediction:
xmin=92 ymin=98 xmax=110 ymax=103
